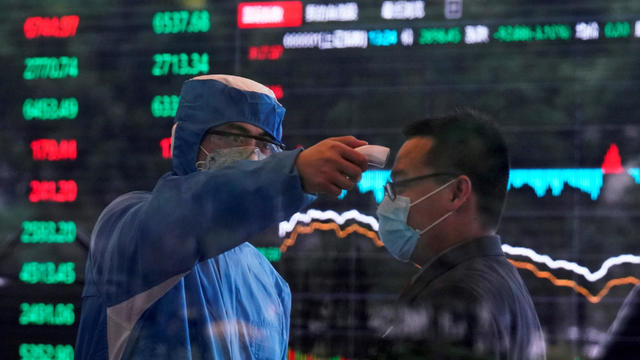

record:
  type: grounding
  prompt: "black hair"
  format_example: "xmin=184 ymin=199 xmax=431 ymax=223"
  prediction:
xmin=403 ymin=109 xmax=510 ymax=230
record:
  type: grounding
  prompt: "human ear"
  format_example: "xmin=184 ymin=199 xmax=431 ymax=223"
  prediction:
xmin=450 ymin=175 xmax=472 ymax=206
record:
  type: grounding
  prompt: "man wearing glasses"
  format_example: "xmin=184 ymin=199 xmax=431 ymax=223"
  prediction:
xmin=75 ymin=75 xmax=368 ymax=360
xmin=375 ymin=110 xmax=546 ymax=359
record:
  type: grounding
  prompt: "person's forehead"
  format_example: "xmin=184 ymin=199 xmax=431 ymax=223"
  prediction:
xmin=214 ymin=122 xmax=268 ymax=137
xmin=391 ymin=137 xmax=433 ymax=180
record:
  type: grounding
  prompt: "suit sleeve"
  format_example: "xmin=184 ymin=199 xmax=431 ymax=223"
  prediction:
xmin=89 ymin=149 xmax=314 ymax=306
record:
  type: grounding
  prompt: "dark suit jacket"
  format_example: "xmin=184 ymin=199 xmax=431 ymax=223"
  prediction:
xmin=376 ymin=236 xmax=546 ymax=360
xmin=596 ymin=283 xmax=640 ymax=359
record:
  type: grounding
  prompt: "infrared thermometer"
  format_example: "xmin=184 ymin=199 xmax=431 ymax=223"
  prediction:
xmin=355 ymin=145 xmax=390 ymax=168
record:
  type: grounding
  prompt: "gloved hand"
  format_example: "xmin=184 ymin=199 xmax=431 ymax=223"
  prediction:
xmin=295 ymin=136 xmax=369 ymax=196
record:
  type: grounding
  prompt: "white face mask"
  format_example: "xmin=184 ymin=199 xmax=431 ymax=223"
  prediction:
xmin=195 ymin=146 xmax=266 ymax=171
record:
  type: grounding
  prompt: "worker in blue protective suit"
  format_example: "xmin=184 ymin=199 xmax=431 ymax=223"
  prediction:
xmin=74 ymin=74 xmax=369 ymax=360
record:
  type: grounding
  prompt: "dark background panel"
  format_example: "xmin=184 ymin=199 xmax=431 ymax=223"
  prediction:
xmin=2 ymin=1 xmax=640 ymax=359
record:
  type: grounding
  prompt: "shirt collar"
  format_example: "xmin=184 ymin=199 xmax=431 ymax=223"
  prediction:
xmin=402 ymin=235 xmax=504 ymax=299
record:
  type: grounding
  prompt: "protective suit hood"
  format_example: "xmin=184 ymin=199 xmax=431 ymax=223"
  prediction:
xmin=171 ymin=74 xmax=285 ymax=175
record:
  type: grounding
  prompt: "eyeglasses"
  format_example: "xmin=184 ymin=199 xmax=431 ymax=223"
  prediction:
xmin=384 ymin=172 xmax=459 ymax=200
xmin=206 ymin=129 xmax=286 ymax=155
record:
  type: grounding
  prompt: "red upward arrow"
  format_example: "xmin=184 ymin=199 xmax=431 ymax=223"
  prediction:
xmin=601 ymin=143 xmax=624 ymax=174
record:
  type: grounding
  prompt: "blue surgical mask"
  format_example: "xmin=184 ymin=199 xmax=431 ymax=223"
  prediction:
xmin=376 ymin=179 xmax=457 ymax=262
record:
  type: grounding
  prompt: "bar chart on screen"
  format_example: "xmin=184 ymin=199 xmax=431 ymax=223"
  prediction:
xmin=336 ymin=143 xmax=639 ymax=202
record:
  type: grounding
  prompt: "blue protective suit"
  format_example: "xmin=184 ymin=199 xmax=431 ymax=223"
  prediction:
xmin=75 ymin=76 xmax=313 ymax=359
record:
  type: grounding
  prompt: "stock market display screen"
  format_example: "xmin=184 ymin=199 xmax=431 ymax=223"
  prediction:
xmin=2 ymin=1 xmax=640 ymax=359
